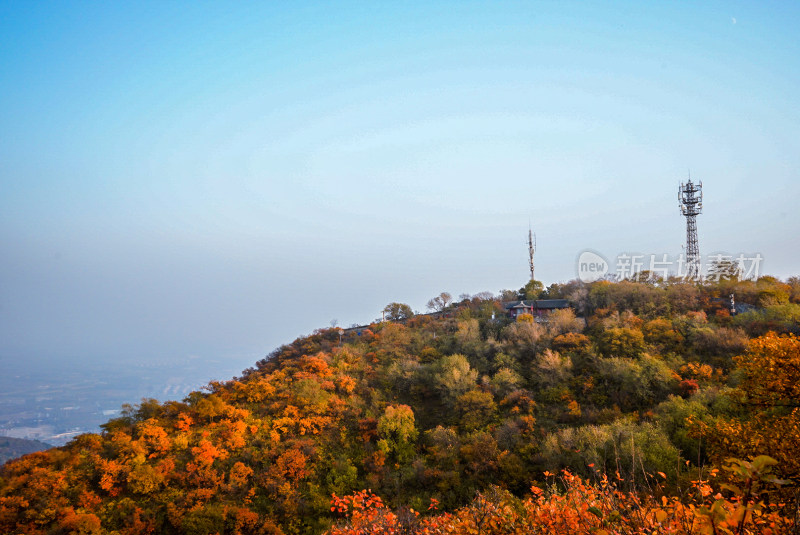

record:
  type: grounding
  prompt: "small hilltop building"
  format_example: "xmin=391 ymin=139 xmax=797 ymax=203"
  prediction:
xmin=504 ymin=299 xmax=570 ymax=320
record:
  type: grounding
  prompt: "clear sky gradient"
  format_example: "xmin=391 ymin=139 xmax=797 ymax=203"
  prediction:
xmin=1 ymin=2 xmax=799 ymax=370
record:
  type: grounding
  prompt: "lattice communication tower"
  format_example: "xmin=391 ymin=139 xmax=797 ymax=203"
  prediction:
xmin=679 ymin=179 xmax=703 ymax=279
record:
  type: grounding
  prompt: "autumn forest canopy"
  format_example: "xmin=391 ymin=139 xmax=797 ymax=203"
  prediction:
xmin=2 ymin=275 xmax=800 ymax=534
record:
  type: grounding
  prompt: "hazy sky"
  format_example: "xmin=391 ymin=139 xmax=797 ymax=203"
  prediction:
xmin=2 ymin=2 xmax=799 ymax=370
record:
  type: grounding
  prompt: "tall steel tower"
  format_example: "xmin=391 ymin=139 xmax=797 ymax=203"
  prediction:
xmin=528 ymin=227 xmax=536 ymax=281
xmin=679 ymin=179 xmax=703 ymax=279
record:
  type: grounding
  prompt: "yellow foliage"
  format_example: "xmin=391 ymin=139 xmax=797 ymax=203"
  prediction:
xmin=516 ymin=313 xmax=534 ymax=324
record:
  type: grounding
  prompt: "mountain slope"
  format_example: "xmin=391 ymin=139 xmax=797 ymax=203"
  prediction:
xmin=1 ymin=277 xmax=798 ymax=534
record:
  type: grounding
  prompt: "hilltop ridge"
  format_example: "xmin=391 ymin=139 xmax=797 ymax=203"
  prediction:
xmin=0 ymin=437 xmax=50 ymax=465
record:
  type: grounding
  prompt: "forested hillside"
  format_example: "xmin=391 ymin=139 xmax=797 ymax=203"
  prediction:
xmin=1 ymin=276 xmax=799 ymax=534
xmin=0 ymin=437 xmax=50 ymax=465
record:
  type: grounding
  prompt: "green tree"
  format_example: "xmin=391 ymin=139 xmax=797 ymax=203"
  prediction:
xmin=655 ymin=395 xmax=710 ymax=461
xmin=520 ymin=279 xmax=544 ymax=300
xmin=489 ymin=367 xmax=523 ymax=397
xmin=540 ymin=420 xmax=681 ymax=480
xmin=382 ymin=302 xmax=414 ymax=321
xmin=432 ymin=354 xmax=479 ymax=406
xmin=457 ymin=389 xmax=497 ymax=430
xmin=377 ymin=404 xmax=418 ymax=464
xmin=594 ymin=355 xmax=675 ymax=411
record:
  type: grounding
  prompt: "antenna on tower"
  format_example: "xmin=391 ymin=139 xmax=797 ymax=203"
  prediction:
xmin=679 ymin=178 xmax=703 ymax=280
xmin=528 ymin=225 xmax=536 ymax=281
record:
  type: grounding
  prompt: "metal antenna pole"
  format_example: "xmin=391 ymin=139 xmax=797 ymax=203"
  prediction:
xmin=528 ymin=227 xmax=536 ymax=281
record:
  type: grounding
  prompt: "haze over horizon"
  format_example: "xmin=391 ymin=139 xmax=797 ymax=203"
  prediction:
xmin=2 ymin=1 xmax=799 ymax=370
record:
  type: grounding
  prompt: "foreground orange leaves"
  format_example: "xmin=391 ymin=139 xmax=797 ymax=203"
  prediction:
xmin=327 ymin=463 xmax=792 ymax=535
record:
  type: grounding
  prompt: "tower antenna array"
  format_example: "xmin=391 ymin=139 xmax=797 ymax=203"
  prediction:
xmin=528 ymin=226 xmax=536 ymax=281
xmin=679 ymin=178 xmax=703 ymax=279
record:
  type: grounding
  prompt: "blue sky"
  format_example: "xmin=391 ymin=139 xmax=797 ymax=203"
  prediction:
xmin=1 ymin=2 xmax=799 ymax=369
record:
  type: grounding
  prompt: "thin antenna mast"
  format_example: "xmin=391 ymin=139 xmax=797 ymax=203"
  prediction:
xmin=528 ymin=226 xmax=536 ymax=281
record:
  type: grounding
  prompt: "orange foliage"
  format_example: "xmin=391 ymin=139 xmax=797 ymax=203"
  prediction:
xmin=190 ymin=439 xmax=228 ymax=468
xmin=735 ymin=332 xmax=800 ymax=406
xmin=58 ymin=509 xmax=102 ymax=534
xmin=175 ymin=412 xmax=194 ymax=432
xmin=337 ymin=375 xmax=357 ymax=394
xmin=218 ymin=418 xmax=248 ymax=450
xmin=698 ymin=333 xmax=800 ymax=480
xmin=327 ymin=465 xmax=791 ymax=535
xmin=299 ymin=353 xmax=334 ymax=377
xmin=98 ymin=458 xmax=125 ymax=494
xmin=235 ymin=376 xmax=277 ymax=402
xmin=137 ymin=419 xmax=171 ymax=458
xmin=274 ymin=449 xmax=310 ymax=483
xmin=229 ymin=461 xmax=254 ymax=488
